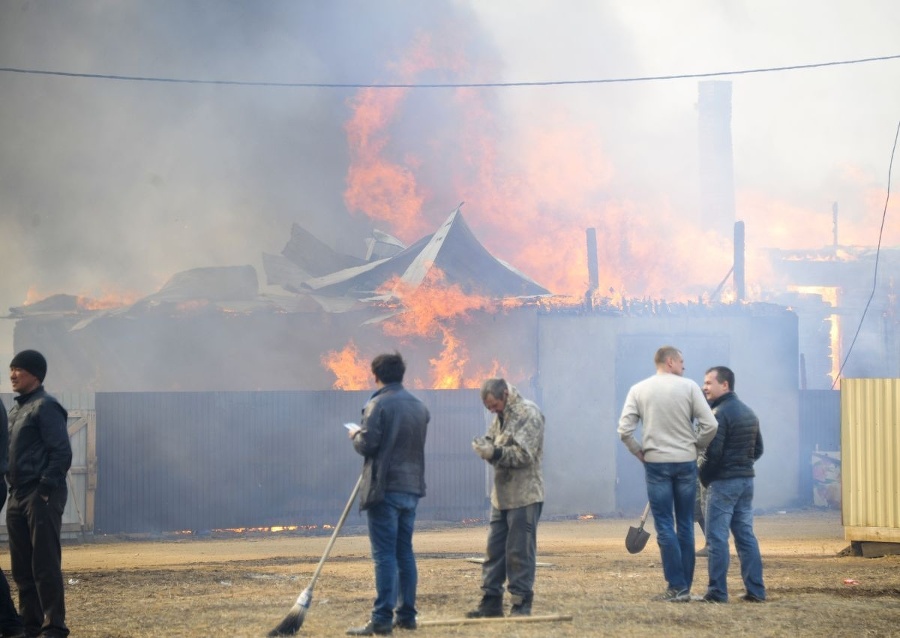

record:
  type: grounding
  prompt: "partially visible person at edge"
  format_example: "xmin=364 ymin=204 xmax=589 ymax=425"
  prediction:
xmin=7 ymin=350 xmax=72 ymax=638
xmin=699 ymin=365 xmax=766 ymax=603
xmin=346 ymin=353 xmax=430 ymax=636
xmin=466 ymin=378 xmax=544 ymax=619
xmin=694 ymin=479 xmax=709 ymax=557
xmin=0 ymin=395 xmax=25 ymax=638
xmin=617 ymin=346 xmax=717 ymax=603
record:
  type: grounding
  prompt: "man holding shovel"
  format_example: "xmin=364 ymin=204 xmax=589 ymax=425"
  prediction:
xmin=346 ymin=353 xmax=430 ymax=636
xmin=618 ymin=346 xmax=717 ymax=602
xmin=467 ymin=378 xmax=544 ymax=618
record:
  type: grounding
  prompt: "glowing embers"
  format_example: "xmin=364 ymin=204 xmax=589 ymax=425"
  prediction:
xmin=171 ymin=524 xmax=328 ymax=537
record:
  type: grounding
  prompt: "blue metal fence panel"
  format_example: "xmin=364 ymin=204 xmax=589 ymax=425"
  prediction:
xmin=94 ymin=390 xmax=486 ymax=534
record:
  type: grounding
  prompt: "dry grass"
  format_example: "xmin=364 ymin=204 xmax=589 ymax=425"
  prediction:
xmin=50 ymin=509 xmax=899 ymax=637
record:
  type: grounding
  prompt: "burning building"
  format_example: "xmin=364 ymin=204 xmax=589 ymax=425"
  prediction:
xmin=6 ymin=205 xmax=804 ymax=519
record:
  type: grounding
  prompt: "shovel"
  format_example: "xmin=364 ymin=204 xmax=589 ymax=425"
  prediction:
xmin=625 ymin=502 xmax=652 ymax=554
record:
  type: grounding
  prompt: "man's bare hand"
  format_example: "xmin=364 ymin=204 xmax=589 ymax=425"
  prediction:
xmin=472 ymin=437 xmax=495 ymax=461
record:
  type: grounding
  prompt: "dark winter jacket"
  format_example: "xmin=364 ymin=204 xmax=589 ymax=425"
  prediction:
xmin=353 ymin=383 xmax=429 ymax=511
xmin=7 ymin=387 xmax=73 ymax=498
xmin=699 ymin=391 xmax=763 ymax=487
xmin=0 ymin=396 xmax=9 ymax=477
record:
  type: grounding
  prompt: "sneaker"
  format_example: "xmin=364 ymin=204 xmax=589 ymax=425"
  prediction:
xmin=346 ymin=620 xmax=393 ymax=636
xmin=741 ymin=593 xmax=766 ymax=603
xmin=700 ymin=594 xmax=727 ymax=603
xmin=696 ymin=546 xmax=709 ymax=557
xmin=655 ymin=588 xmax=690 ymax=602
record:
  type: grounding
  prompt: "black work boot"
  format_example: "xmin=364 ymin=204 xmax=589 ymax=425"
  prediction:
xmin=346 ymin=619 xmax=393 ymax=635
xmin=465 ymin=595 xmax=504 ymax=618
xmin=509 ymin=594 xmax=533 ymax=617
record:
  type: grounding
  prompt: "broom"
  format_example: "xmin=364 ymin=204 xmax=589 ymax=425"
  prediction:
xmin=268 ymin=473 xmax=363 ymax=636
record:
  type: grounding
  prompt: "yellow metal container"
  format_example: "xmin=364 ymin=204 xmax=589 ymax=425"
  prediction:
xmin=841 ymin=378 xmax=900 ymax=543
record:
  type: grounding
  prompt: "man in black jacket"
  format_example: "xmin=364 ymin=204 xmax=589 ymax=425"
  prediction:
xmin=699 ymin=366 xmax=766 ymax=603
xmin=0 ymin=396 xmax=25 ymax=638
xmin=346 ymin=353 xmax=429 ymax=636
xmin=7 ymin=350 xmax=72 ymax=637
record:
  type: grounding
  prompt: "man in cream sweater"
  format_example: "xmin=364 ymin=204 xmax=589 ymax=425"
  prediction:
xmin=618 ymin=346 xmax=718 ymax=602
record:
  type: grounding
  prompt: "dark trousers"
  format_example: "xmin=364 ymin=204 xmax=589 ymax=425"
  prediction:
xmin=0 ymin=492 xmax=23 ymax=635
xmin=481 ymin=502 xmax=542 ymax=604
xmin=6 ymin=486 xmax=69 ymax=638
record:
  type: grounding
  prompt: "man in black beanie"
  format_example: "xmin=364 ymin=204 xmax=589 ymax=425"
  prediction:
xmin=0 ymin=395 xmax=25 ymax=638
xmin=7 ymin=350 xmax=71 ymax=638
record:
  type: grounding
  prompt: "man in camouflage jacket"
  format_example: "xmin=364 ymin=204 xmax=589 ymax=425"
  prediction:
xmin=467 ymin=378 xmax=544 ymax=618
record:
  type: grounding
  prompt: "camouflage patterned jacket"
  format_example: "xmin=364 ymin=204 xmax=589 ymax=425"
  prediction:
xmin=484 ymin=385 xmax=544 ymax=510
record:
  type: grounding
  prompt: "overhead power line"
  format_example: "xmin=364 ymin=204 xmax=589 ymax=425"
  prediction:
xmin=832 ymin=117 xmax=900 ymax=389
xmin=1 ymin=53 xmax=899 ymax=89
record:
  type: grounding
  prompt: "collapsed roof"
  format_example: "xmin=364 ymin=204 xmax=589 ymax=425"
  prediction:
xmin=265 ymin=205 xmax=551 ymax=302
xmin=5 ymin=205 xmax=551 ymax=326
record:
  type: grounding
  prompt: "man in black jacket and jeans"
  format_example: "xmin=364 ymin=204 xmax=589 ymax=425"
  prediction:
xmin=0 ymin=396 xmax=25 ymax=638
xmin=346 ymin=353 xmax=429 ymax=636
xmin=699 ymin=366 xmax=766 ymax=604
xmin=7 ymin=350 xmax=72 ymax=637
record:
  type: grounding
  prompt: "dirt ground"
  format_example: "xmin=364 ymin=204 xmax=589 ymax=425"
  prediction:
xmin=35 ymin=509 xmax=899 ymax=637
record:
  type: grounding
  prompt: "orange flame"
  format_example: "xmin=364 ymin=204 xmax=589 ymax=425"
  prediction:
xmin=379 ymin=269 xmax=493 ymax=337
xmin=24 ymin=286 xmax=140 ymax=310
xmin=340 ymin=30 xmax=739 ymax=302
xmin=321 ymin=340 xmax=371 ymax=390
xmin=321 ymin=270 xmax=509 ymax=389
xmin=789 ymin=286 xmax=841 ymax=386
xmin=343 ymin=31 xmax=466 ymax=242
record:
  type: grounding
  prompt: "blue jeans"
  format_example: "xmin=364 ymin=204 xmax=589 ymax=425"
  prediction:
xmin=705 ymin=477 xmax=766 ymax=601
xmin=645 ymin=461 xmax=697 ymax=592
xmin=366 ymin=491 xmax=420 ymax=625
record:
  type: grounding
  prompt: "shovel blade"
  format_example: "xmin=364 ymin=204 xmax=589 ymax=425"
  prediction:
xmin=625 ymin=525 xmax=651 ymax=554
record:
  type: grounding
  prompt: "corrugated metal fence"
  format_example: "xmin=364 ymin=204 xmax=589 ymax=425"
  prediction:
xmin=94 ymin=390 xmax=489 ymax=534
xmin=2 ymin=388 xmax=844 ymax=534
xmin=840 ymin=378 xmax=900 ymax=543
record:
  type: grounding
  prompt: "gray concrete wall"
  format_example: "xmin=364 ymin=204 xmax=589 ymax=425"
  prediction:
xmin=537 ymin=307 xmax=800 ymax=516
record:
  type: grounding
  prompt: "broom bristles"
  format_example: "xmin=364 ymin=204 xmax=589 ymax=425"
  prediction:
xmin=267 ymin=603 xmax=306 ymax=636
xmin=268 ymin=586 xmax=313 ymax=636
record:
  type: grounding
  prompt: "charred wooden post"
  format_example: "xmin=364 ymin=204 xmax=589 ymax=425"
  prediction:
xmin=734 ymin=220 xmax=745 ymax=301
xmin=585 ymin=227 xmax=599 ymax=309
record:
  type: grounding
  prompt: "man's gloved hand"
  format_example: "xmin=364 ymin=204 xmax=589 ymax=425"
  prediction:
xmin=472 ymin=436 xmax=495 ymax=461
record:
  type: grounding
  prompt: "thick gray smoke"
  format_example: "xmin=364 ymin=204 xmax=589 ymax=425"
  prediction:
xmin=0 ymin=0 xmax=494 ymax=359
xmin=2 ymin=1 xmax=898 ymax=363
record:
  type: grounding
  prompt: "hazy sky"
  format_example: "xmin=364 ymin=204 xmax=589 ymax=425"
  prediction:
xmin=1 ymin=0 xmax=898 ymax=379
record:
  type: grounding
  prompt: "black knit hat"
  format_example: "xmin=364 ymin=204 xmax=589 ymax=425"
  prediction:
xmin=10 ymin=349 xmax=47 ymax=383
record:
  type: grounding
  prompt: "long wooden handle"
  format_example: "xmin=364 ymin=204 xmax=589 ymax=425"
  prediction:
xmin=639 ymin=501 xmax=651 ymax=525
xmin=308 ymin=473 xmax=362 ymax=588
xmin=420 ymin=614 xmax=573 ymax=627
